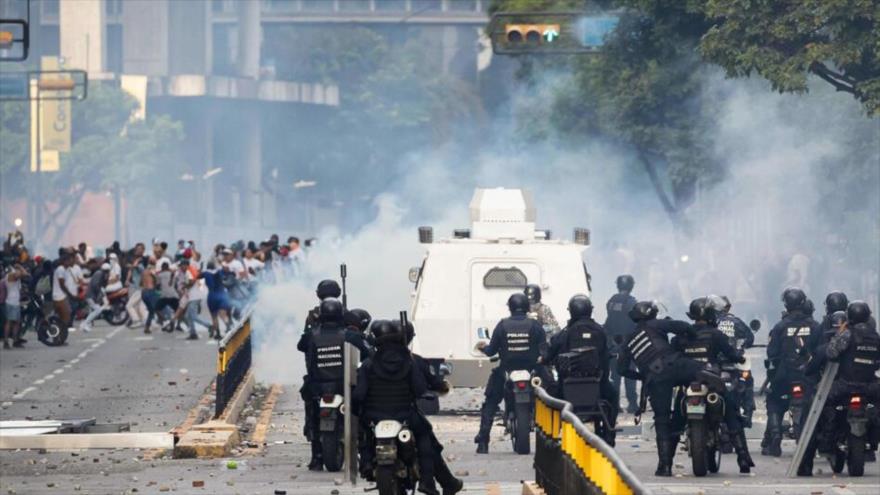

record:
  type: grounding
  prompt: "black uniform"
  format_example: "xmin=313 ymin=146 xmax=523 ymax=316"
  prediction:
xmin=798 ymin=321 xmax=880 ymax=474
xmin=617 ymin=318 xmax=710 ymax=474
xmin=297 ymin=305 xmax=323 ymax=442
xmin=546 ymin=315 xmax=619 ymax=443
xmin=764 ymin=309 xmax=821 ymax=455
xmin=474 ymin=313 xmax=547 ymax=444
xmin=605 ymin=292 xmax=639 ymax=412
xmin=353 ymin=343 xmax=434 ymax=491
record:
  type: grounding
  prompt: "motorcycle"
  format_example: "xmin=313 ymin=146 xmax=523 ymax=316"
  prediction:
xmin=680 ymin=374 xmax=727 ymax=476
xmin=503 ymin=368 xmax=540 ymax=455
xmin=822 ymin=392 xmax=878 ymax=476
xmin=372 ymin=419 xmax=419 ymax=495
xmin=21 ymin=294 xmax=68 ymax=347
xmin=102 ymin=288 xmax=130 ymax=326
xmin=557 ymin=347 xmax=615 ymax=446
xmin=318 ymin=391 xmax=345 ymax=472
xmin=782 ymin=380 xmax=808 ymax=440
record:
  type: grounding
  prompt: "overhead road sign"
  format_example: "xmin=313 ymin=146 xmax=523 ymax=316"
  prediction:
xmin=0 ymin=0 xmax=31 ymax=61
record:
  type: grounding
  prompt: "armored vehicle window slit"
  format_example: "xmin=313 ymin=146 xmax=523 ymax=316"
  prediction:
xmin=483 ymin=267 xmax=527 ymax=289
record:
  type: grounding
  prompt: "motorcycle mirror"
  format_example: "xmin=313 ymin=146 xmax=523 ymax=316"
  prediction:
xmin=749 ymin=319 xmax=762 ymax=332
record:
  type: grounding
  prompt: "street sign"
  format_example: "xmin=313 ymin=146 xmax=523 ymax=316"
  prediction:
xmin=0 ymin=0 xmax=31 ymax=61
xmin=488 ymin=11 xmax=621 ymax=55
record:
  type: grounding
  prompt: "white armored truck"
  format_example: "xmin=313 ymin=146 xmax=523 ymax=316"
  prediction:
xmin=408 ymin=188 xmax=592 ymax=399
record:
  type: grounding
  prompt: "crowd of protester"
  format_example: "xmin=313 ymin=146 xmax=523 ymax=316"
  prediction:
xmin=0 ymin=231 xmax=308 ymax=349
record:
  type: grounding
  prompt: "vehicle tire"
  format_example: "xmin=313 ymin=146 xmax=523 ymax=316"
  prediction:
xmin=513 ymin=403 xmax=531 ymax=455
xmin=321 ymin=432 xmax=344 ymax=472
xmin=847 ymin=435 xmax=866 ymax=477
xmin=830 ymin=448 xmax=846 ymax=474
xmin=376 ymin=465 xmax=400 ymax=495
xmin=689 ymin=421 xmax=709 ymax=477
xmin=105 ymin=304 xmax=129 ymax=326
xmin=39 ymin=317 xmax=68 ymax=346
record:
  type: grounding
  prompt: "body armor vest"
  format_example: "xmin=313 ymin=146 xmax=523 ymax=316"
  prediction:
xmin=364 ymin=348 xmax=414 ymax=418
xmin=565 ymin=319 xmax=603 ymax=352
xmin=625 ymin=324 xmax=670 ymax=375
xmin=683 ymin=326 xmax=716 ymax=364
xmin=839 ymin=324 xmax=880 ymax=383
xmin=780 ymin=316 xmax=813 ymax=368
xmin=499 ymin=317 xmax=538 ymax=368
xmin=312 ymin=326 xmax=346 ymax=383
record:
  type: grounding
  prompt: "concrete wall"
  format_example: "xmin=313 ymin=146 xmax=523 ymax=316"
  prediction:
xmin=122 ymin=0 xmax=169 ymax=75
xmin=169 ymin=0 xmax=212 ymax=75
xmin=59 ymin=0 xmax=106 ymax=74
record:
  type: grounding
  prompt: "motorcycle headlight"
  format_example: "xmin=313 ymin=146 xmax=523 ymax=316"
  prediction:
xmin=398 ymin=429 xmax=412 ymax=443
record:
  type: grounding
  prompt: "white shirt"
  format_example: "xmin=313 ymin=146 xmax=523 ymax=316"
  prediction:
xmin=52 ymin=265 xmax=71 ymax=302
xmin=243 ymin=258 xmax=264 ymax=274
xmin=5 ymin=273 xmax=21 ymax=306
xmin=69 ymin=264 xmax=85 ymax=285
xmin=227 ymin=259 xmax=246 ymax=279
xmin=186 ymin=270 xmax=207 ymax=301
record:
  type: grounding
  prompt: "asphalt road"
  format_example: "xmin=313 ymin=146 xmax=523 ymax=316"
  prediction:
xmin=1 ymin=325 xmax=878 ymax=495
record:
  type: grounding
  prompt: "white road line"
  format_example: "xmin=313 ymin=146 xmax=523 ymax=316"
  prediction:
xmin=4 ymin=324 xmax=125 ymax=407
xmin=133 ymin=336 xmax=154 ymax=341
xmin=12 ymin=386 xmax=36 ymax=399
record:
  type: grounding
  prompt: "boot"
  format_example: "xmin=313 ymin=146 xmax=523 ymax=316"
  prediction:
xmin=307 ymin=441 xmax=323 ymax=471
xmin=475 ymin=441 xmax=489 ymax=454
xmin=654 ymin=438 xmax=673 ymax=477
xmin=474 ymin=401 xmax=497 ymax=454
xmin=796 ymin=451 xmax=813 ymax=476
xmin=761 ymin=412 xmax=782 ymax=457
xmin=418 ymin=479 xmax=440 ymax=495
xmin=434 ymin=456 xmax=463 ymax=495
xmin=732 ymin=430 xmax=755 ymax=474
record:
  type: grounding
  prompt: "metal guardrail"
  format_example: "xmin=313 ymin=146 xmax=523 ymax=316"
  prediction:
xmin=215 ymin=310 xmax=254 ymax=418
xmin=534 ymin=386 xmax=650 ymax=495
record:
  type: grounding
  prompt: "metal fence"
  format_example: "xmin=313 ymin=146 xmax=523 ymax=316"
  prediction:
xmin=534 ymin=386 xmax=650 ymax=495
xmin=215 ymin=312 xmax=253 ymax=418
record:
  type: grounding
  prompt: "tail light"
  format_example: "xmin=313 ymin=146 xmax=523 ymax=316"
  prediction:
xmin=850 ymin=395 xmax=862 ymax=410
xmin=688 ymin=396 xmax=703 ymax=406
xmin=516 ymin=381 xmax=528 ymax=390
xmin=792 ymin=384 xmax=803 ymax=399
xmin=322 ymin=394 xmax=335 ymax=402
xmin=320 ymin=409 xmax=331 ymax=418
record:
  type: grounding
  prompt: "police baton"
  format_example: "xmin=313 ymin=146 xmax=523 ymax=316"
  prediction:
xmin=340 ymin=263 xmax=348 ymax=310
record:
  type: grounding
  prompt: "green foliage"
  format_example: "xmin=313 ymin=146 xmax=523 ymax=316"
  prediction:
xmin=700 ymin=0 xmax=880 ymax=116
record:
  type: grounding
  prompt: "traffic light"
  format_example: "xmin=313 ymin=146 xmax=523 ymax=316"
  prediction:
xmin=0 ymin=70 xmax=88 ymax=101
xmin=504 ymin=24 xmax=560 ymax=44
xmin=489 ymin=11 xmax=619 ymax=55
xmin=0 ymin=19 xmax=29 ymax=61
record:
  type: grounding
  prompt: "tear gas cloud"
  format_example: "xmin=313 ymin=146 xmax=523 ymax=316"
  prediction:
xmin=251 ymin=66 xmax=879 ymax=384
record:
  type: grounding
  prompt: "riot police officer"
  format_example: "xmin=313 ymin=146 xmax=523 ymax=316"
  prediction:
xmin=605 ymin=275 xmax=639 ymax=413
xmin=297 ymin=280 xmax=343 ymax=466
xmin=304 ymin=298 xmax=370 ymax=471
xmin=797 ymin=302 xmax=880 ymax=475
xmin=353 ymin=320 xmax=437 ymax=495
xmin=762 ymin=287 xmax=821 ymax=457
xmin=474 ymin=293 xmax=547 ymax=454
xmin=617 ymin=301 xmax=724 ymax=476
xmin=713 ymin=295 xmax=756 ymax=424
xmin=545 ymin=294 xmax=619 ymax=445
xmin=399 ymin=320 xmax=464 ymax=495
xmin=525 ymin=284 xmax=560 ymax=338
xmin=675 ymin=297 xmax=754 ymax=473
xmin=344 ymin=308 xmax=373 ymax=361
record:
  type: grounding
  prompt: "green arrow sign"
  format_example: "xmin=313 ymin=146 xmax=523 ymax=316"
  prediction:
xmin=543 ymin=28 xmax=559 ymax=43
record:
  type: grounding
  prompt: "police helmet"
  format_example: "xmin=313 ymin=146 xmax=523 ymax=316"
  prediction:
xmin=316 ymin=279 xmax=342 ymax=300
xmin=525 ymin=284 xmax=542 ymax=304
xmin=829 ymin=310 xmax=847 ymax=329
xmin=345 ymin=308 xmax=372 ymax=332
xmin=370 ymin=319 xmax=403 ymax=345
xmin=781 ymin=287 xmax=807 ymax=312
xmin=567 ymin=294 xmax=593 ymax=320
xmin=318 ymin=298 xmax=344 ymax=323
xmin=629 ymin=301 xmax=659 ymax=322
xmin=824 ymin=291 xmax=849 ymax=314
xmin=393 ymin=320 xmax=416 ymax=344
xmin=707 ymin=294 xmax=727 ymax=313
xmin=508 ymin=293 xmax=530 ymax=314
xmin=616 ymin=275 xmax=635 ymax=292
xmin=804 ymin=298 xmax=815 ymax=316
xmin=720 ymin=295 xmax=732 ymax=313
xmin=687 ymin=297 xmax=718 ymax=325
xmin=846 ymin=301 xmax=872 ymax=325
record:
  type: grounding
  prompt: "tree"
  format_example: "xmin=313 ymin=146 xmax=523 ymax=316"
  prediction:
xmin=0 ymin=83 xmax=184 ymax=245
xmin=699 ymin=0 xmax=880 ymax=116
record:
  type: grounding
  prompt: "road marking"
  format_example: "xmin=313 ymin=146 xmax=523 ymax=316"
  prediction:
xmin=12 ymin=387 xmax=36 ymax=399
xmin=241 ymin=384 xmax=283 ymax=456
xmin=133 ymin=336 xmax=154 ymax=341
xmin=3 ymin=324 xmax=124 ymax=407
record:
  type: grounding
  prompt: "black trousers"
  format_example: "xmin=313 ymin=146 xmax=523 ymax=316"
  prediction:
xmin=476 ymin=365 xmax=551 ymax=442
xmin=611 ymin=359 xmax=639 ymax=409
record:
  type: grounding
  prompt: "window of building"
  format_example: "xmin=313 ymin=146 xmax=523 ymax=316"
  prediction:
xmin=106 ymin=24 xmax=122 ymax=73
